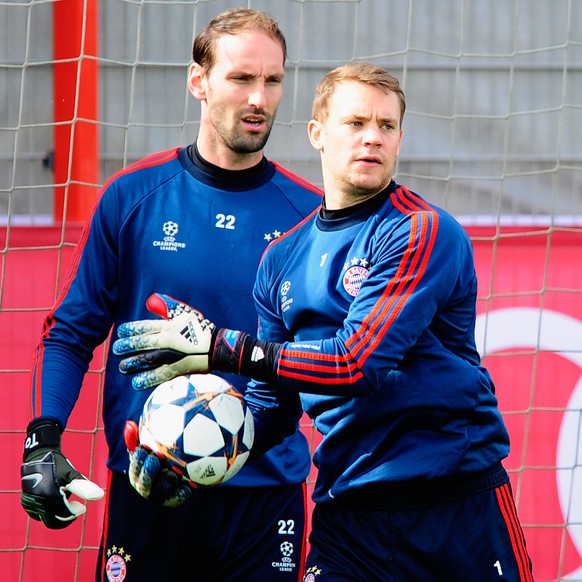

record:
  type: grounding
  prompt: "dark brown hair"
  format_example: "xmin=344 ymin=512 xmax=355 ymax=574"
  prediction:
xmin=192 ymin=8 xmax=287 ymax=71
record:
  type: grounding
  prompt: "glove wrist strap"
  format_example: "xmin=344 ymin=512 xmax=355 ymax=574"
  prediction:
xmin=23 ymin=418 xmax=62 ymax=461
xmin=211 ymin=329 xmax=247 ymax=374
xmin=212 ymin=328 xmax=280 ymax=382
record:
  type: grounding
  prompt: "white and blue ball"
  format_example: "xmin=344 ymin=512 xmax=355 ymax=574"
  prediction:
xmin=139 ymin=374 xmax=254 ymax=487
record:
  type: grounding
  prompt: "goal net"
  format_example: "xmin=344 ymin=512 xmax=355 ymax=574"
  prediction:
xmin=1 ymin=0 xmax=581 ymax=580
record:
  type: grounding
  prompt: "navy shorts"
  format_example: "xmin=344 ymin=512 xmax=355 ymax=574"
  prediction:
xmin=304 ymin=465 xmax=533 ymax=581
xmin=96 ymin=470 xmax=308 ymax=582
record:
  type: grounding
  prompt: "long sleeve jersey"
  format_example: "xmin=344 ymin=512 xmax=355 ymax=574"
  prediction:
xmin=29 ymin=145 xmax=322 ymax=486
xmin=249 ymin=180 xmax=510 ymax=503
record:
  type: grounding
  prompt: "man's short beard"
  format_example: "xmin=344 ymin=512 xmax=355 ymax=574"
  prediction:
xmin=228 ymin=129 xmax=272 ymax=154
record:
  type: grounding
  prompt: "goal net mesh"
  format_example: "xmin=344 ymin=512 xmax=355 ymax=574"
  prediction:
xmin=1 ymin=1 xmax=581 ymax=580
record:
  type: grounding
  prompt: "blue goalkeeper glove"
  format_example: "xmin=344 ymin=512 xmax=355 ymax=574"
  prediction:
xmin=21 ymin=418 xmax=104 ymax=529
xmin=124 ymin=420 xmax=192 ymax=507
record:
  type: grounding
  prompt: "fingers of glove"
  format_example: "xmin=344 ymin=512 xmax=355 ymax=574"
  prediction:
xmin=130 ymin=369 xmax=172 ymax=391
xmin=146 ymin=293 xmax=195 ymax=320
xmin=133 ymin=451 xmax=163 ymax=498
xmin=62 ymin=499 xmax=88 ymax=519
xmin=129 ymin=355 xmax=211 ymax=391
xmin=118 ymin=348 xmax=187 ymax=374
xmin=114 ymin=317 xmax=213 ymax=356
xmin=20 ymin=455 xmax=102 ymax=529
xmin=116 ymin=319 xmax=166 ymax=340
xmin=116 ymin=293 xmax=196 ymax=340
xmin=124 ymin=420 xmax=140 ymax=452
xmin=65 ymin=478 xmax=104 ymax=502
xmin=129 ymin=452 xmax=190 ymax=506
xmin=20 ymin=491 xmax=79 ymax=529
xmin=127 ymin=442 xmax=192 ymax=507
xmin=159 ymin=480 xmax=192 ymax=508
xmin=128 ymin=447 xmax=151 ymax=490
xmin=130 ymin=368 xmax=172 ymax=391
xmin=148 ymin=466 xmax=189 ymax=507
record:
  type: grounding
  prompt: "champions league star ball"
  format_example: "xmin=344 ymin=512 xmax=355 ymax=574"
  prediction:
xmin=139 ymin=374 xmax=254 ymax=487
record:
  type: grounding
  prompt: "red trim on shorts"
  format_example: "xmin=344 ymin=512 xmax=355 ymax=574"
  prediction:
xmin=495 ymin=483 xmax=533 ymax=581
xmin=97 ymin=469 xmax=114 ymax=582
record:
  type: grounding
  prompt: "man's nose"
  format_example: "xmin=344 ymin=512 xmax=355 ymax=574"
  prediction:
xmin=248 ymin=83 xmax=267 ymax=108
xmin=362 ymin=127 xmax=383 ymax=146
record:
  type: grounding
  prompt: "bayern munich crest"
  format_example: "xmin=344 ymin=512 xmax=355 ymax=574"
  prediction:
xmin=303 ymin=565 xmax=322 ymax=580
xmin=343 ymin=264 xmax=369 ymax=297
xmin=105 ymin=546 xmax=129 ymax=582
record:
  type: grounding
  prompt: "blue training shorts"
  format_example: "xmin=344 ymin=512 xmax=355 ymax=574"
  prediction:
xmin=304 ymin=465 xmax=533 ymax=581
xmin=97 ymin=470 xmax=308 ymax=582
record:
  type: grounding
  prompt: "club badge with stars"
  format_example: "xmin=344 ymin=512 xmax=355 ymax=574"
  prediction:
xmin=303 ymin=565 xmax=323 ymax=581
xmin=343 ymin=256 xmax=370 ymax=297
xmin=105 ymin=545 xmax=130 ymax=582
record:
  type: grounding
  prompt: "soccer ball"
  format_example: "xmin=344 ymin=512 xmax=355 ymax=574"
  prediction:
xmin=138 ymin=374 xmax=254 ymax=487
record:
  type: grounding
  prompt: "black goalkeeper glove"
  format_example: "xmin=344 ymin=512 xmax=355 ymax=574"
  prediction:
xmin=21 ymin=418 xmax=104 ymax=529
xmin=124 ymin=420 xmax=192 ymax=508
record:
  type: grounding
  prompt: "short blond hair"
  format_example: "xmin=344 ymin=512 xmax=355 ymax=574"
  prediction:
xmin=312 ymin=63 xmax=406 ymax=125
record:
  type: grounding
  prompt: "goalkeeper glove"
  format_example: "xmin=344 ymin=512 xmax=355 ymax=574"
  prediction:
xmin=124 ymin=420 xmax=192 ymax=508
xmin=113 ymin=293 xmax=251 ymax=390
xmin=21 ymin=418 xmax=104 ymax=529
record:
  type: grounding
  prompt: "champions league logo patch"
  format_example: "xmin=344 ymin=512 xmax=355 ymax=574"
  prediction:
xmin=105 ymin=546 xmax=130 ymax=582
xmin=271 ymin=540 xmax=297 ymax=573
xmin=280 ymin=280 xmax=294 ymax=312
xmin=163 ymin=221 xmax=178 ymax=237
xmin=343 ymin=264 xmax=370 ymax=297
xmin=153 ymin=220 xmax=186 ymax=252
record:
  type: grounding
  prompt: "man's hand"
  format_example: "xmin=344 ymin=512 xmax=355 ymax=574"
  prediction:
xmin=21 ymin=418 xmax=104 ymax=529
xmin=124 ymin=420 xmax=192 ymax=507
xmin=113 ymin=293 xmax=217 ymax=390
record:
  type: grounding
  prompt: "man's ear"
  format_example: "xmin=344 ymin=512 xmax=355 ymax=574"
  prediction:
xmin=308 ymin=119 xmax=324 ymax=152
xmin=396 ymin=129 xmax=403 ymax=158
xmin=188 ymin=63 xmax=206 ymax=101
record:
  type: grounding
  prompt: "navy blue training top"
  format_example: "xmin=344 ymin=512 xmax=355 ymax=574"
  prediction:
xmin=30 ymin=145 xmax=322 ymax=486
xmin=249 ymin=181 xmax=510 ymax=502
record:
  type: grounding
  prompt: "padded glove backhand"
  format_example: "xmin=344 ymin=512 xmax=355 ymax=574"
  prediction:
xmin=124 ymin=420 xmax=192 ymax=508
xmin=113 ymin=293 xmax=217 ymax=390
xmin=21 ymin=418 xmax=104 ymax=529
